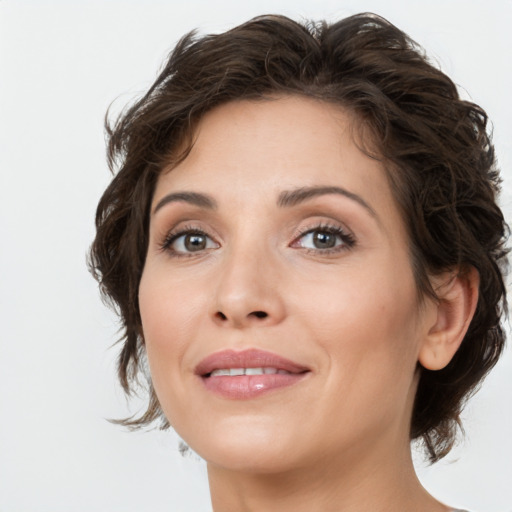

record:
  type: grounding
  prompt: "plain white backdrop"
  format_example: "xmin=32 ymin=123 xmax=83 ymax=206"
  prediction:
xmin=1 ymin=1 xmax=511 ymax=511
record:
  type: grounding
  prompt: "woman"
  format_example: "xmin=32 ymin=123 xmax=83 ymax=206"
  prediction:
xmin=90 ymin=13 xmax=508 ymax=512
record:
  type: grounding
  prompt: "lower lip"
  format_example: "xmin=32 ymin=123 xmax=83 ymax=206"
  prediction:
xmin=200 ymin=373 xmax=307 ymax=399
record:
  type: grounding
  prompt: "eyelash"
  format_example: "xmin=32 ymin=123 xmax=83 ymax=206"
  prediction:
xmin=159 ymin=224 xmax=218 ymax=258
xmin=292 ymin=222 xmax=356 ymax=254
xmin=159 ymin=222 xmax=356 ymax=257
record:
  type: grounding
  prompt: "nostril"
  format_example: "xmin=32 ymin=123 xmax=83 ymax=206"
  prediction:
xmin=214 ymin=310 xmax=269 ymax=323
xmin=251 ymin=311 xmax=268 ymax=319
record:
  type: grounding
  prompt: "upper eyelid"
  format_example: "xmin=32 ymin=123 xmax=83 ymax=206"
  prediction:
xmin=292 ymin=220 xmax=353 ymax=239
xmin=157 ymin=220 xmax=217 ymax=239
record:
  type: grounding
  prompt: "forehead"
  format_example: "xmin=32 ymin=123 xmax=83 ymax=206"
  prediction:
xmin=153 ymin=96 xmax=400 ymax=231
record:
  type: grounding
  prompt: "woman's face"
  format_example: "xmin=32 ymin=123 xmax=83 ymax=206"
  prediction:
xmin=139 ymin=96 xmax=436 ymax=472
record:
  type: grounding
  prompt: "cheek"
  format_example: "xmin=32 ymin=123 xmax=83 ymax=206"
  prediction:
xmin=294 ymin=262 xmax=421 ymax=380
xmin=138 ymin=267 xmax=202 ymax=395
xmin=311 ymin=282 xmax=421 ymax=436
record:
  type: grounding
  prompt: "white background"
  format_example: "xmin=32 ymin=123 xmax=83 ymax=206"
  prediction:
xmin=1 ymin=1 xmax=511 ymax=511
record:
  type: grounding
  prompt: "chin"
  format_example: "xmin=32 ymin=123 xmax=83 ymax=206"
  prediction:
xmin=203 ymin=445 xmax=302 ymax=475
xmin=178 ymin=415 xmax=308 ymax=474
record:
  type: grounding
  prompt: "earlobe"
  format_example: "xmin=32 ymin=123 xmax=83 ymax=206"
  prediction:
xmin=418 ymin=267 xmax=480 ymax=371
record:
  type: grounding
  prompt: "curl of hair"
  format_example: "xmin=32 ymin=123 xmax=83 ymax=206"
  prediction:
xmin=89 ymin=13 xmax=508 ymax=461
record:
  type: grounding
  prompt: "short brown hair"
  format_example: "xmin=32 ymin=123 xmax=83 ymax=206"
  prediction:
xmin=89 ymin=13 xmax=508 ymax=462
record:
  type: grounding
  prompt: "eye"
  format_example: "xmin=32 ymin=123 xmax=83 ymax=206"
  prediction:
xmin=292 ymin=224 xmax=355 ymax=252
xmin=162 ymin=228 xmax=219 ymax=255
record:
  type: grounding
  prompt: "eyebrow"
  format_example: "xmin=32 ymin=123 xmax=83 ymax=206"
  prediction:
xmin=153 ymin=192 xmax=218 ymax=214
xmin=153 ymin=185 xmax=376 ymax=219
xmin=277 ymin=186 xmax=377 ymax=218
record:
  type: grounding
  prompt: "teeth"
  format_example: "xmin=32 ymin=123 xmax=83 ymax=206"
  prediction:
xmin=245 ymin=367 xmax=263 ymax=375
xmin=210 ymin=369 xmax=230 ymax=376
xmin=209 ymin=367 xmax=288 ymax=377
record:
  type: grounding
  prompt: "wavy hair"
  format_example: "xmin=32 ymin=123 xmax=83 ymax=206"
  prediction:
xmin=89 ymin=13 xmax=508 ymax=462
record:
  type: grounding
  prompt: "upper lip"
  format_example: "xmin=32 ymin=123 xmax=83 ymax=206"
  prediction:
xmin=195 ymin=349 xmax=310 ymax=376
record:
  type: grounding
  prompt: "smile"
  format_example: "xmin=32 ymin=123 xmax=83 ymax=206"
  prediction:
xmin=196 ymin=349 xmax=310 ymax=399
xmin=209 ymin=367 xmax=292 ymax=376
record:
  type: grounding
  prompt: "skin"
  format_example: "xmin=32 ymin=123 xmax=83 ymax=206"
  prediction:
xmin=139 ymin=96 xmax=470 ymax=512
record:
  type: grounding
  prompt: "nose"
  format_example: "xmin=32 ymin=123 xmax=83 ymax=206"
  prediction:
xmin=210 ymin=244 xmax=286 ymax=329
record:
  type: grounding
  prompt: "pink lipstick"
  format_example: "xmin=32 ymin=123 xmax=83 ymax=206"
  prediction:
xmin=195 ymin=349 xmax=310 ymax=399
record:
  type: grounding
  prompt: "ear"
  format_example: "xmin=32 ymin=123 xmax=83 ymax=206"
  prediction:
xmin=418 ymin=267 xmax=479 ymax=371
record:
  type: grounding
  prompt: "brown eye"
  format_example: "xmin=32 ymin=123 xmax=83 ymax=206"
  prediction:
xmin=165 ymin=230 xmax=219 ymax=254
xmin=311 ymin=231 xmax=337 ymax=249
xmin=297 ymin=229 xmax=343 ymax=250
xmin=184 ymin=234 xmax=208 ymax=251
xmin=292 ymin=225 xmax=356 ymax=253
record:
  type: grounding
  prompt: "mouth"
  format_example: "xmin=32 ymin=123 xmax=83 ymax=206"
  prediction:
xmin=208 ymin=367 xmax=295 ymax=377
xmin=195 ymin=349 xmax=310 ymax=399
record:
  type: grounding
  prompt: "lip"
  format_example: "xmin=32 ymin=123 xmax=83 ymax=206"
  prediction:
xmin=195 ymin=349 xmax=310 ymax=399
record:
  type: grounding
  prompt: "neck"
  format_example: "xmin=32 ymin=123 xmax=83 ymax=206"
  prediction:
xmin=207 ymin=436 xmax=449 ymax=512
